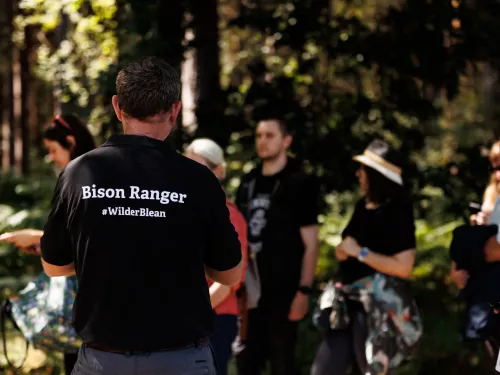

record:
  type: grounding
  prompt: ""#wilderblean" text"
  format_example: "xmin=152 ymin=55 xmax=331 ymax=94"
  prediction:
xmin=102 ymin=207 xmax=166 ymax=218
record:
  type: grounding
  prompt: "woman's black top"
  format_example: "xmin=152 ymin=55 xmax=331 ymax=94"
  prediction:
xmin=340 ymin=197 xmax=416 ymax=284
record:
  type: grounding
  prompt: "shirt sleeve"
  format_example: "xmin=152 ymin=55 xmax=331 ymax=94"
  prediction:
xmin=297 ymin=174 xmax=320 ymax=227
xmin=203 ymin=173 xmax=242 ymax=271
xmin=40 ymin=172 xmax=73 ymax=266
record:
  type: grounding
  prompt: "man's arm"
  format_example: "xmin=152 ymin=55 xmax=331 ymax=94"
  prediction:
xmin=299 ymin=225 xmax=320 ymax=287
xmin=288 ymin=174 xmax=320 ymax=321
xmin=203 ymin=170 xmax=243 ymax=286
xmin=484 ymin=235 xmax=500 ymax=262
xmin=40 ymin=171 xmax=74 ymax=277
xmin=42 ymin=259 xmax=76 ymax=277
xmin=208 ymin=282 xmax=232 ymax=309
xmin=205 ymin=261 xmax=243 ymax=287
xmin=297 ymin=175 xmax=321 ymax=287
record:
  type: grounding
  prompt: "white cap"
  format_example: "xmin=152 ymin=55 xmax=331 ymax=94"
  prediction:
xmin=185 ymin=138 xmax=226 ymax=177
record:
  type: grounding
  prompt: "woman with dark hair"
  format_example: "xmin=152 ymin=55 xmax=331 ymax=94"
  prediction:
xmin=0 ymin=113 xmax=95 ymax=374
xmin=311 ymin=139 xmax=419 ymax=375
xmin=42 ymin=113 xmax=96 ymax=169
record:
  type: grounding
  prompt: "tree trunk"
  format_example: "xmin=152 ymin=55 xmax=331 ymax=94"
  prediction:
xmin=20 ymin=25 xmax=38 ymax=175
xmin=52 ymin=11 xmax=69 ymax=115
xmin=2 ymin=0 xmax=15 ymax=175
xmin=190 ymin=0 xmax=228 ymax=147
xmin=155 ymin=0 xmax=185 ymax=150
xmin=12 ymin=35 xmax=22 ymax=176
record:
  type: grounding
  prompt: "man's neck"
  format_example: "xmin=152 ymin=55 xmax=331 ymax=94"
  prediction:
xmin=122 ymin=117 xmax=172 ymax=141
xmin=262 ymin=153 xmax=287 ymax=176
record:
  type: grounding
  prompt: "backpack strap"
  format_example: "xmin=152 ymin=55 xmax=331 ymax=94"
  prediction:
xmin=1 ymin=299 xmax=29 ymax=370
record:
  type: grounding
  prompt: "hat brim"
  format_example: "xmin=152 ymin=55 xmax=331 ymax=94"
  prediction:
xmin=353 ymin=155 xmax=403 ymax=186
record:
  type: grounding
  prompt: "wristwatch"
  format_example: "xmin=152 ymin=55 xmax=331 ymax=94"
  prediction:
xmin=297 ymin=285 xmax=314 ymax=295
xmin=357 ymin=247 xmax=369 ymax=262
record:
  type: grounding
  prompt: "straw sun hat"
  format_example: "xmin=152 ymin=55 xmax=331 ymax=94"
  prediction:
xmin=353 ymin=139 xmax=403 ymax=186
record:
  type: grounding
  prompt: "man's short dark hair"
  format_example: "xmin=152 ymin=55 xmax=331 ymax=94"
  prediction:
xmin=116 ymin=56 xmax=180 ymax=120
xmin=258 ymin=117 xmax=289 ymax=136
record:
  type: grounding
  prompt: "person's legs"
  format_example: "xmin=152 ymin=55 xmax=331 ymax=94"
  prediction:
xmin=209 ymin=314 xmax=238 ymax=375
xmin=235 ymin=308 xmax=268 ymax=375
xmin=63 ymin=352 xmax=78 ymax=375
xmin=351 ymin=306 xmax=369 ymax=374
xmin=268 ymin=314 xmax=298 ymax=375
xmin=310 ymin=328 xmax=354 ymax=375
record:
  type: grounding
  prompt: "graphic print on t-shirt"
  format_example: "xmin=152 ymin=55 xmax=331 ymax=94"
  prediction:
xmin=248 ymin=193 xmax=271 ymax=253
xmin=81 ymin=184 xmax=187 ymax=218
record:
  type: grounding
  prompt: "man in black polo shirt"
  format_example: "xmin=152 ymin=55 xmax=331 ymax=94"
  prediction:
xmin=40 ymin=56 xmax=242 ymax=375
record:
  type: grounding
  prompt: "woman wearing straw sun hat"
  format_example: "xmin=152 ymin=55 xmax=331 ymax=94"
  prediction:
xmin=311 ymin=139 xmax=420 ymax=375
xmin=185 ymin=138 xmax=248 ymax=375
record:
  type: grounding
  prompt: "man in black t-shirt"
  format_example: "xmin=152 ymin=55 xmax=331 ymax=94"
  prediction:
xmin=235 ymin=118 xmax=320 ymax=375
xmin=40 ymin=57 xmax=242 ymax=375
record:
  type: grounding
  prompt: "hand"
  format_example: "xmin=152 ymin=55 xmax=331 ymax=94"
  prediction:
xmin=470 ymin=213 xmax=478 ymax=225
xmin=288 ymin=291 xmax=309 ymax=321
xmin=19 ymin=245 xmax=41 ymax=256
xmin=450 ymin=268 xmax=469 ymax=289
xmin=338 ymin=236 xmax=362 ymax=258
xmin=0 ymin=229 xmax=43 ymax=250
xmin=475 ymin=211 xmax=490 ymax=226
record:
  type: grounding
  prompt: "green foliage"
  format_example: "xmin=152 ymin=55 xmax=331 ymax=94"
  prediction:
xmin=0 ymin=162 xmax=57 ymax=298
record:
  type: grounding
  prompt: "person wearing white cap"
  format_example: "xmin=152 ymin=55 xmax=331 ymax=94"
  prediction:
xmin=311 ymin=139 xmax=417 ymax=375
xmin=185 ymin=138 xmax=248 ymax=375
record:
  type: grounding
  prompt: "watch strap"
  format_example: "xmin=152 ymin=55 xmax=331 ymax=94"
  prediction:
xmin=357 ymin=247 xmax=369 ymax=262
xmin=297 ymin=285 xmax=314 ymax=295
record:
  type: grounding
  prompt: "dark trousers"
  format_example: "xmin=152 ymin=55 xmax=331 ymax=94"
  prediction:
xmin=64 ymin=352 xmax=78 ymax=375
xmin=210 ymin=314 xmax=238 ymax=375
xmin=235 ymin=307 xmax=298 ymax=375
xmin=311 ymin=304 xmax=368 ymax=375
xmin=70 ymin=342 xmax=216 ymax=375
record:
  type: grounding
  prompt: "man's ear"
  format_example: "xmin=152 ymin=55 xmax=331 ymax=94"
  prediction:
xmin=66 ymin=135 xmax=76 ymax=150
xmin=283 ymin=134 xmax=293 ymax=150
xmin=169 ymin=101 xmax=182 ymax=124
xmin=112 ymin=95 xmax=123 ymax=121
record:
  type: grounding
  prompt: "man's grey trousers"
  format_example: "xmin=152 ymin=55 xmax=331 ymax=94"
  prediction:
xmin=71 ymin=342 xmax=217 ymax=375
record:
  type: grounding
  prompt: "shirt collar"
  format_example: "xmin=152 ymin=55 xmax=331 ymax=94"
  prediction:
xmin=102 ymin=134 xmax=175 ymax=154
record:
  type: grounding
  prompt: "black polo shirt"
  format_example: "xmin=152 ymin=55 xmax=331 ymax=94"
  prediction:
xmin=40 ymin=134 xmax=242 ymax=350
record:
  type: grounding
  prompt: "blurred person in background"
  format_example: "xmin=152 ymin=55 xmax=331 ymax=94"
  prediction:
xmin=450 ymin=140 xmax=500 ymax=373
xmin=234 ymin=117 xmax=320 ymax=375
xmin=0 ymin=114 xmax=96 ymax=374
xmin=470 ymin=141 xmax=500 ymax=226
xmin=185 ymin=138 xmax=248 ymax=375
xmin=311 ymin=139 xmax=419 ymax=375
